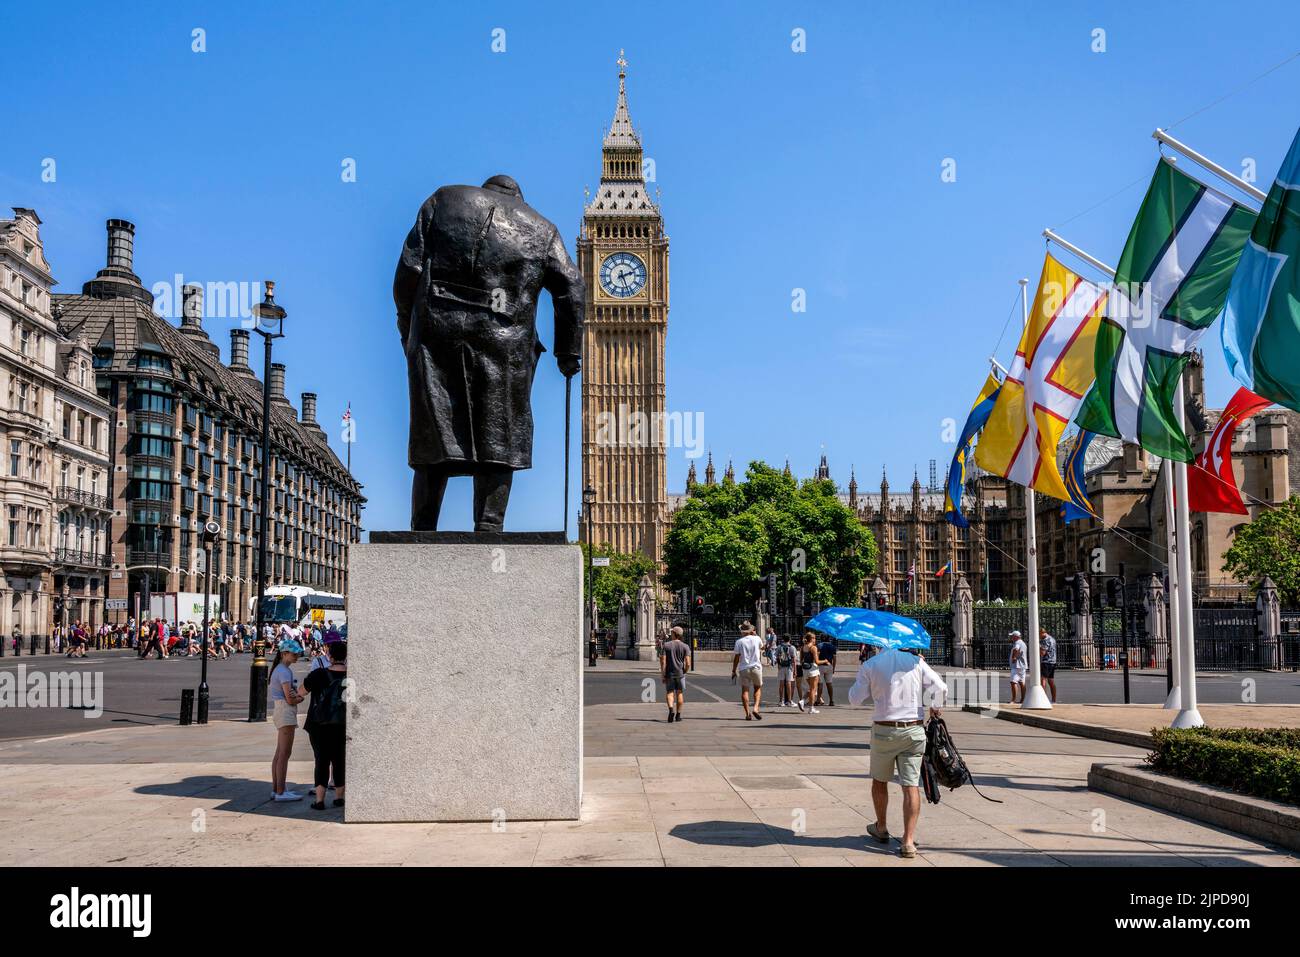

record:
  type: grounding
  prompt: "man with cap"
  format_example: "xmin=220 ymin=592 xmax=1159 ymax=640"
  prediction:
xmin=1008 ymin=630 xmax=1028 ymax=704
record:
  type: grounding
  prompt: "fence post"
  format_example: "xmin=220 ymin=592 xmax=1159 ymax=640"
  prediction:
xmin=951 ymin=574 xmax=973 ymax=667
xmin=871 ymin=577 xmax=888 ymax=610
xmin=1257 ymin=576 xmax=1281 ymax=671
xmin=1142 ymin=574 xmax=1166 ymax=671
xmin=635 ymin=574 xmax=656 ymax=662
xmin=1073 ymin=572 xmax=1093 ymax=668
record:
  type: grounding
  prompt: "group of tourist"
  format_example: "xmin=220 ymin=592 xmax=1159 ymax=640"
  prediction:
xmin=267 ymin=634 xmax=348 ymax=811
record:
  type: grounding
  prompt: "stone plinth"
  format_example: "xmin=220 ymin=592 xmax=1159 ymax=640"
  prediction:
xmin=346 ymin=540 xmax=582 ymax=822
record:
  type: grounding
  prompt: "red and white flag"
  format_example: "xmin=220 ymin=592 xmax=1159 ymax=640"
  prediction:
xmin=1188 ymin=387 xmax=1271 ymax=514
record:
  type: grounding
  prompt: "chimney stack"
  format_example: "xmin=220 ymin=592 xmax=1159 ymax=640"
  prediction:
xmin=270 ymin=362 xmax=288 ymax=403
xmin=181 ymin=284 xmax=203 ymax=330
xmin=178 ymin=284 xmax=221 ymax=361
xmin=82 ymin=219 xmax=153 ymax=304
xmin=229 ymin=328 xmax=253 ymax=375
xmin=301 ymin=392 xmax=319 ymax=427
xmin=105 ymin=219 xmax=136 ymax=272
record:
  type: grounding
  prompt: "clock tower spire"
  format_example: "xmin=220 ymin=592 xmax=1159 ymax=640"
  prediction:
xmin=579 ymin=52 xmax=670 ymax=568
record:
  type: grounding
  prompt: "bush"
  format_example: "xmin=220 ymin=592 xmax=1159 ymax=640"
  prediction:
xmin=1147 ymin=727 xmax=1300 ymax=806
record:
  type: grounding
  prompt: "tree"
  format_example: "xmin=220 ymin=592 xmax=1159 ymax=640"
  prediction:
xmin=1222 ymin=496 xmax=1300 ymax=603
xmin=662 ymin=461 xmax=878 ymax=611
xmin=579 ymin=543 xmax=657 ymax=614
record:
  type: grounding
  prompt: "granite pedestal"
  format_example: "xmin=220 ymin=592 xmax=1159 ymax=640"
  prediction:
xmin=346 ymin=535 xmax=583 ymax=822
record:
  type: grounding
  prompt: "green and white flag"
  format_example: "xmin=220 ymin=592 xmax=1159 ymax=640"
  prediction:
xmin=1076 ymin=158 xmax=1256 ymax=461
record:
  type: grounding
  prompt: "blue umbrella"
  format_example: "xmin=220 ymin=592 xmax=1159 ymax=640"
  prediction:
xmin=804 ymin=607 xmax=931 ymax=651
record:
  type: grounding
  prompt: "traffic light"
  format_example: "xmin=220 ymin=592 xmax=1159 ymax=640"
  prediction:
xmin=793 ymin=587 xmax=806 ymax=616
xmin=694 ymin=595 xmax=704 ymax=612
xmin=1105 ymin=577 xmax=1124 ymax=609
xmin=767 ymin=572 xmax=779 ymax=606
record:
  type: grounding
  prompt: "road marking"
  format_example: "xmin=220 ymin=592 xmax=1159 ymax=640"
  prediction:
xmin=685 ymin=679 xmax=727 ymax=704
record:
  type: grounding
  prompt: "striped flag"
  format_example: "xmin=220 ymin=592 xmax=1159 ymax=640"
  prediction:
xmin=1076 ymin=158 xmax=1256 ymax=461
xmin=974 ymin=254 xmax=1107 ymax=501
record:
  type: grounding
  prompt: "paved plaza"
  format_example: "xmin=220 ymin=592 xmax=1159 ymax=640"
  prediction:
xmin=1 ymin=657 xmax=1295 ymax=867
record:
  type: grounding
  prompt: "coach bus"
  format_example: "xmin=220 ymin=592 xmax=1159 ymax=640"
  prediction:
xmin=251 ymin=585 xmax=346 ymax=630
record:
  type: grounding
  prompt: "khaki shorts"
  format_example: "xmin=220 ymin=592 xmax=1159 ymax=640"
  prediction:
xmin=870 ymin=724 xmax=926 ymax=786
xmin=273 ymin=700 xmax=299 ymax=729
xmin=739 ymin=664 xmax=763 ymax=689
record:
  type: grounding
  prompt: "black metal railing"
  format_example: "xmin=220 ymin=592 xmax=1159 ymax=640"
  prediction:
xmin=55 ymin=486 xmax=111 ymax=510
xmin=54 ymin=547 xmax=110 ymax=568
xmin=126 ymin=548 xmax=170 ymax=568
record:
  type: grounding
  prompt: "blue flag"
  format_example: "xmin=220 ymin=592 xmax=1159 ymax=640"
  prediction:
xmin=944 ymin=373 xmax=1001 ymax=528
xmin=1060 ymin=429 xmax=1098 ymax=524
xmin=1220 ymin=126 xmax=1300 ymax=410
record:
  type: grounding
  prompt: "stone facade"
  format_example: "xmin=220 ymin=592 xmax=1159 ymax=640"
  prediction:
xmin=0 ymin=209 xmax=59 ymax=639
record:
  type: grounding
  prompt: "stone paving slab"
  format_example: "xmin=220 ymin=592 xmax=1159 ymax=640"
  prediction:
xmin=0 ymin=703 xmax=1297 ymax=866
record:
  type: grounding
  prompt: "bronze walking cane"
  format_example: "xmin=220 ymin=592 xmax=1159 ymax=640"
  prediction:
xmin=564 ymin=373 xmax=572 ymax=539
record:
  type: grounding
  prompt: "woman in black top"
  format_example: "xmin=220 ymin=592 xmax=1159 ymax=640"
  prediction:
xmin=303 ymin=639 xmax=347 ymax=811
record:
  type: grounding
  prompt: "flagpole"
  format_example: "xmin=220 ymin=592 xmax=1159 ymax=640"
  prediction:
xmin=1152 ymin=129 xmax=1268 ymax=204
xmin=1162 ymin=458 xmax=1182 ymax=710
xmin=1171 ymin=377 xmax=1203 ymax=728
xmin=1018 ymin=277 xmax=1051 ymax=710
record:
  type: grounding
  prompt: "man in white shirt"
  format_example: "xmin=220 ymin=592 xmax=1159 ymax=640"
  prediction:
xmin=849 ymin=647 xmax=947 ymax=859
xmin=731 ymin=621 xmax=765 ymax=721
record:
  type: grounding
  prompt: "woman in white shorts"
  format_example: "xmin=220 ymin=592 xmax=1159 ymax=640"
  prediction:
xmin=269 ymin=638 xmax=305 ymax=802
xmin=797 ymin=632 xmax=825 ymax=714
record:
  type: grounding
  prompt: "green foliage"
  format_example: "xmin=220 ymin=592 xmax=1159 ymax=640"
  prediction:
xmin=1147 ymin=727 xmax=1300 ymax=806
xmin=579 ymin=543 xmax=657 ymax=614
xmin=1222 ymin=496 xmax=1300 ymax=603
xmin=662 ymin=461 xmax=878 ymax=612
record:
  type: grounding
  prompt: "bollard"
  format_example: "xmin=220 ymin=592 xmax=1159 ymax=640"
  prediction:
xmin=44 ymin=634 xmax=50 ymax=654
xmin=29 ymin=634 xmax=37 ymax=655
xmin=248 ymin=642 xmax=268 ymax=722
xmin=13 ymin=636 xmax=19 ymax=657
xmin=180 ymin=689 xmax=195 ymax=726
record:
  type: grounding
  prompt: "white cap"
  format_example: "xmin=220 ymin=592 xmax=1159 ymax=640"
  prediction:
xmin=1010 ymin=630 xmax=1022 ymax=637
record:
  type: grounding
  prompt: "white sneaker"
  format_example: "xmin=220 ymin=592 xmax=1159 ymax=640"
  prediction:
xmin=272 ymin=791 xmax=303 ymax=802
xmin=809 ymin=707 xmax=821 ymax=714
xmin=796 ymin=700 xmax=805 ymax=712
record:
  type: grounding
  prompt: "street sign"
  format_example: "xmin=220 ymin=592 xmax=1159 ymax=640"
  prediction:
xmin=105 ymin=599 xmax=128 ymax=611
xmin=592 ymin=557 xmax=611 ymax=567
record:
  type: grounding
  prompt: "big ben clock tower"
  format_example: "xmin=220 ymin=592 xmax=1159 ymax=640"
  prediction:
xmin=578 ymin=51 xmax=669 ymax=564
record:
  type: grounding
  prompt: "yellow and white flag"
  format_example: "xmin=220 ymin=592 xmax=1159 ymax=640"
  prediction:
xmin=974 ymin=254 xmax=1107 ymax=502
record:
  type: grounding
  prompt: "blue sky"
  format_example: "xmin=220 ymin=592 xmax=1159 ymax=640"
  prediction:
xmin=4 ymin=1 xmax=1298 ymax=533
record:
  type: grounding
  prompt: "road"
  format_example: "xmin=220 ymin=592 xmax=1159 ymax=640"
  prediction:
xmin=1 ymin=650 xmax=1297 ymax=741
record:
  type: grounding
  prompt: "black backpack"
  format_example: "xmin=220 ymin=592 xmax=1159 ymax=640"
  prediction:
xmin=309 ymin=672 xmax=349 ymax=727
xmin=776 ymin=644 xmax=794 ymax=667
xmin=922 ymin=717 xmax=1002 ymax=804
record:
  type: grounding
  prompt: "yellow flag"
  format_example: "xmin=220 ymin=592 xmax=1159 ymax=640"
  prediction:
xmin=974 ymin=254 xmax=1107 ymax=501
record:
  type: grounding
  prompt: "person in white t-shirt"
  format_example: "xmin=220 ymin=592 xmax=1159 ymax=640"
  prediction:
xmin=731 ymin=621 xmax=765 ymax=721
xmin=1008 ymin=630 xmax=1028 ymax=703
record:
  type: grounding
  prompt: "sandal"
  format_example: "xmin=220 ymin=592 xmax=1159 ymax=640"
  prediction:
xmin=899 ymin=843 xmax=918 ymax=859
xmin=866 ymin=822 xmax=890 ymax=844
xmin=310 ymin=801 xmax=326 ymax=811
xmin=332 ymin=798 xmax=344 ymax=808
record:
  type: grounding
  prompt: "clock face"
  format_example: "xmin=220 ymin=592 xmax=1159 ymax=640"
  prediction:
xmin=599 ymin=252 xmax=647 ymax=298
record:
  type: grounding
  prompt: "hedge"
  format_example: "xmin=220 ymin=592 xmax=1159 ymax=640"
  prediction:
xmin=1146 ymin=727 xmax=1300 ymax=806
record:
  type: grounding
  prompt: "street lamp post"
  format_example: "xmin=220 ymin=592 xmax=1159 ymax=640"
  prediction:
xmin=583 ymin=485 xmax=596 ymax=668
xmin=248 ymin=282 xmax=285 ymax=722
xmin=198 ymin=520 xmax=221 ymax=724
